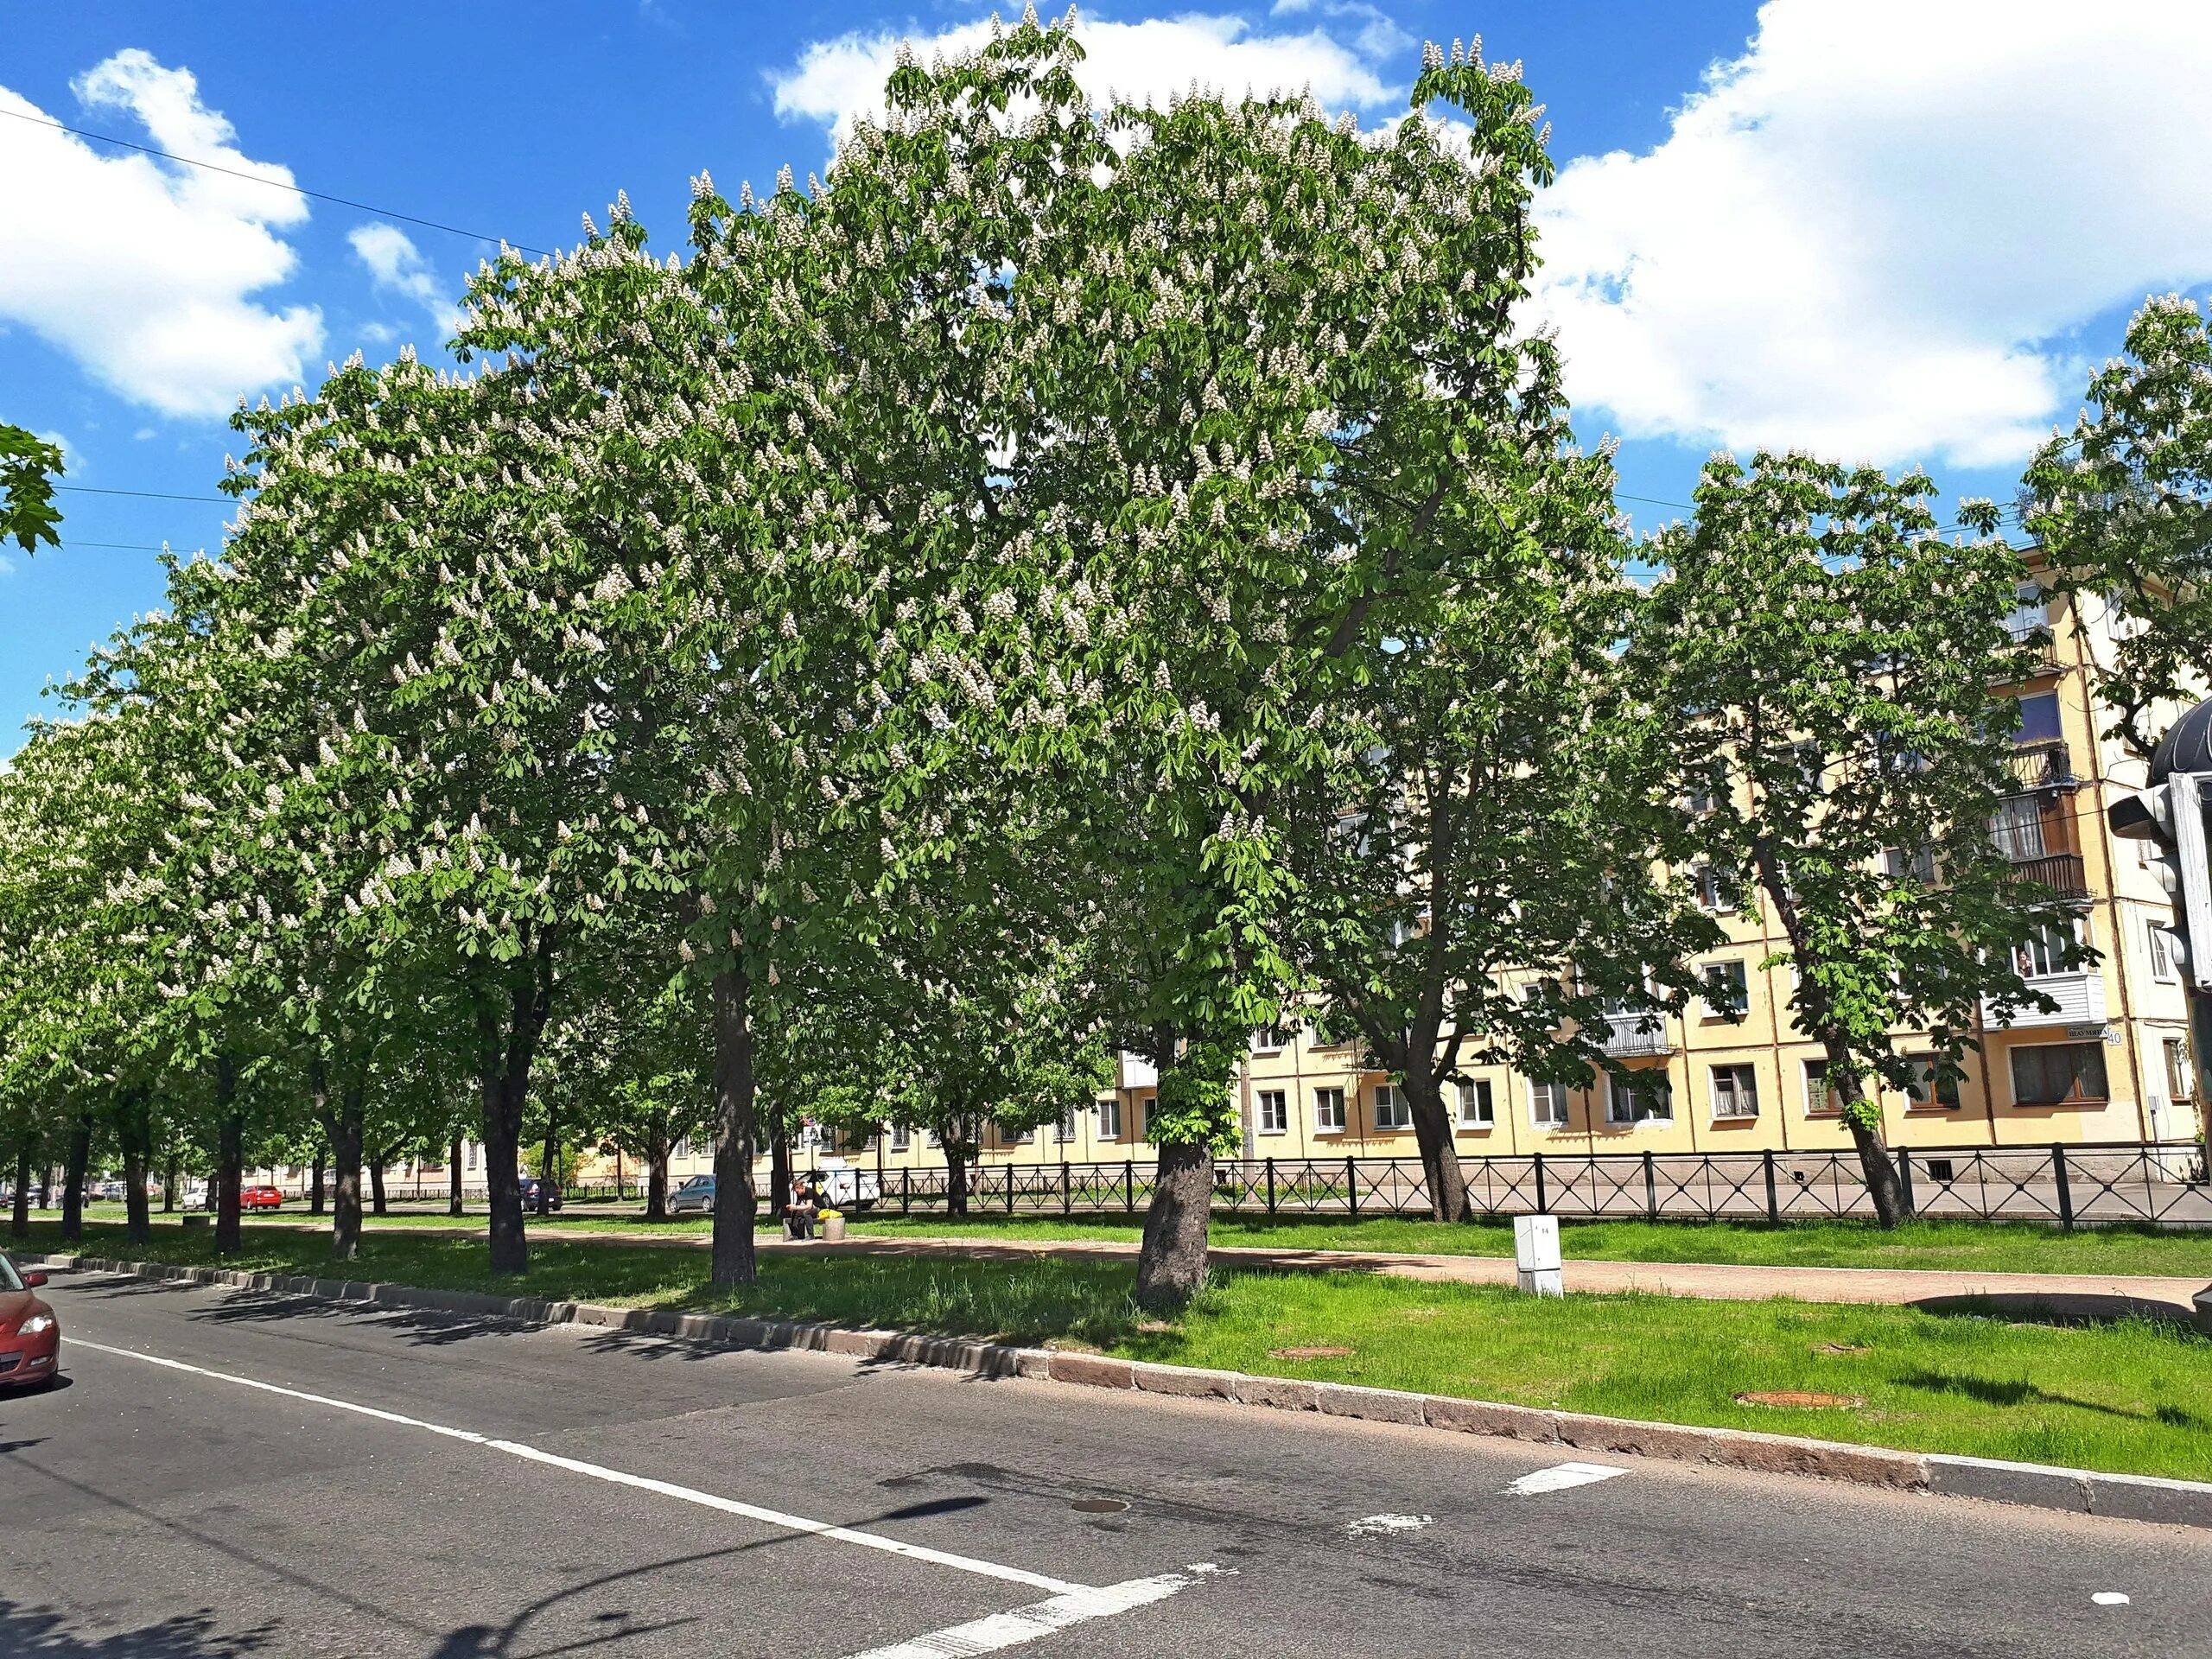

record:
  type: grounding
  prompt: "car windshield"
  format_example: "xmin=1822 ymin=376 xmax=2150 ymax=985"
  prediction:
xmin=679 ymin=1176 xmax=712 ymax=1190
xmin=0 ymin=1256 xmax=22 ymax=1293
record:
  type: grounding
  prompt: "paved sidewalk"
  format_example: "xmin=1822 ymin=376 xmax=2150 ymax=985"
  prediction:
xmin=241 ymin=1218 xmax=2209 ymax=1320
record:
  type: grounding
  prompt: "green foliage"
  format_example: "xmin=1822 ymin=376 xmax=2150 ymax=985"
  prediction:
xmin=0 ymin=423 xmax=62 ymax=554
xmin=2023 ymin=294 xmax=2212 ymax=756
xmin=1631 ymin=453 xmax=2069 ymax=1125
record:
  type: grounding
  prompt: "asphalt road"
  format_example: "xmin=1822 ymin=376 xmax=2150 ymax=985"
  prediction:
xmin=3 ymin=1268 xmax=2208 ymax=1659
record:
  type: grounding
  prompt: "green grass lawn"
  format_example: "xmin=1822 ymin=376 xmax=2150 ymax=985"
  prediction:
xmin=65 ymin=1199 xmax=2212 ymax=1276
xmin=13 ymin=1217 xmax=2211 ymax=1482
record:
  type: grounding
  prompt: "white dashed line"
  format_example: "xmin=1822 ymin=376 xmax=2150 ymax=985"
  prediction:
xmin=1505 ymin=1461 xmax=1630 ymax=1497
xmin=2092 ymin=1592 xmax=2132 ymax=1606
xmin=837 ymin=1572 xmax=1192 ymax=1658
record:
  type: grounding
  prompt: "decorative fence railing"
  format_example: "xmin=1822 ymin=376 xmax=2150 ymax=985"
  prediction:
xmin=861 ymin=1141 xmax=2211 ymax=1230
xmin=237 ymin=1140 xmax=2211 ymax=1231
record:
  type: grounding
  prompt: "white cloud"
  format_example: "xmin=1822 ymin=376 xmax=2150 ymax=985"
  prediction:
xmin=771 ymin=11 xmax=1401 ymax=149
xmin=1532 ymin=0 xmax=2212 ymax=469
xmin=348 ymin=222 xmax=464 ymax=342
xmin=0 ymin=49 xmax=322 ymax=418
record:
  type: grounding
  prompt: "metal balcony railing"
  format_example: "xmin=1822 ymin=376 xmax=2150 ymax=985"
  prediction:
xmin=2003 ymin=850 xmax=2090 ymax=900
xmin=2006 ymin=738 xmax=2075 ymax=794
xmin=1599 ymin=1011 xmax=1672 ymax=1057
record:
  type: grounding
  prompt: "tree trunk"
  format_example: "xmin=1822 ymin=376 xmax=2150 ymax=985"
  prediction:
xmin=1831 ymin=1053 xmax=1911 ymax=1228
xmin=162 ymin=1153 xmax=179 ymax=1213
xmin=944 ymin=1135 xmax=970 ymax=1217
xmin=119 ymin=1091 xmax=151 ymax=1246
xmin=769 ymin=1130 xmax=791 ymax=1234
xmin=448 ymin=1135 xmax=464 ymax=1216
xmin=10 ymin=1139 xmax=31 ymax=1239
xmin=645 ymin=1132 xmax=669 ymax=1222
xmin=309 ymin=1146 xmax=327 ymax=1217
xmin=1401 ymin=1070 xmax=1470 ymax=1224
xmin=328 ymin=1081 xmax=365 ymax=1262
xmin=479 ymin=947 xmax=556 ymax=1276
xmin=215 ymin=1056 xmax=243 ymax=1255
xmin=709 ymin=959 xmax=760 ymax=1287
xmin=1135 ymin=1141 xmax=1213 ymax=1309
xmin=60 ymin=1109 xmax=92 ymax=1243
xmin=368 ymin=1156 xmax=389 ymax=1217
xmin=536 ymin=1111 xmax=559 ymax=1217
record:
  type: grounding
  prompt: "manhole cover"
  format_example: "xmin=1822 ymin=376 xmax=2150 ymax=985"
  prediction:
xmin=1735 ymin=1390 xmax=1865 ymax=1409
xmin=1268 ymin=1345 xmax=1354 ymax=1359
xmin=1071 ymin=1498 xmax=1128 ymax=1514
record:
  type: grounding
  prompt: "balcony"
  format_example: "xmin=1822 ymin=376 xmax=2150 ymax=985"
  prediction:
xmin=2003 ymin=851 xmax=2090 ymax=901
xmin=2005 ymin=738 xmax=2076 ymax=795
xmin=1981 ymin=970 xmax=2107 ymax=1032
xmin=1599 ymin=1010 xmax=1672 ymax=1058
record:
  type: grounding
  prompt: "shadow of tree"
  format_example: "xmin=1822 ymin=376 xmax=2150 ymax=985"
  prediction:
xmin=1895 ymin=1367 xmax=2211 ymax=1428
xmin=0 ymin=1601 xmax=275 ymax=1657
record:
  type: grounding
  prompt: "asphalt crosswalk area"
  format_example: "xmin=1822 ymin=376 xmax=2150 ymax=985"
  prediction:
xmin=2 ymin=1267 xmax=2206 ymax=1657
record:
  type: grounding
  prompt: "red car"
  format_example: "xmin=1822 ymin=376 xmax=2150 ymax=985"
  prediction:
xmin=0 ymin=1254 xmax=60 ymax=1389
xmin=241 ymin=1185 xmax=285 ymax=1211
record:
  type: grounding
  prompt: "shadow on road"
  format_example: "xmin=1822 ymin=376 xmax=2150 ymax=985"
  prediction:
xmin=58 ymin=1273 xmax=543 ymax=1351
xmin=0 ymin=1601 xmax=275 ymax=1658
xmin=1911 ymin=1290 xmax=2201 ymax=1328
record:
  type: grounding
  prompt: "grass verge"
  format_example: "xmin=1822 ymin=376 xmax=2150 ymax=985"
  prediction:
xmin=14 ymin=1218 xmax=2211 ymax=1482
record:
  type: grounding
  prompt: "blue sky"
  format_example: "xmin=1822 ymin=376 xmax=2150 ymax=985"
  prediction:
xmin=5 ymin=1 xmax=2210 ymax=745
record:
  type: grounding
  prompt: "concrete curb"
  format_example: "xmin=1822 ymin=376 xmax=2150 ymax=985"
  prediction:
xmin=27 ymin=1250 xmax=2212 ymax=1529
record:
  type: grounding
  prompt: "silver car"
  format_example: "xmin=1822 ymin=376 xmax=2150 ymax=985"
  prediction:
xmin=667 ymin=1174 xmax=715 ymax=1216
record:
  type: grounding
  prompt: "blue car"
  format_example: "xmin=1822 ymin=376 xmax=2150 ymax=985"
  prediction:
xmin=667 ymin=1174 xmax=715 ymax=1216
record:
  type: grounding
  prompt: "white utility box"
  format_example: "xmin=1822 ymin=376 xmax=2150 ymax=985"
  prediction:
xmin=1514 ymin=1214 xmax=1564 ymax=1297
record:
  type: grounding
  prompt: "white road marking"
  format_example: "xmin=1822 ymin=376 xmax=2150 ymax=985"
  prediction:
xmin=838 ymin=1572 xmax=1192 ymax=1658
xmin=68 ymin=1336 xmax=1076 ymax=1594
xmin=1347 ymin=1513 xmax=1433 ymax=1536
xmin=2092 ymin=1592 xmax=2131 ymax=1606
xmin=1505 ymin=1461 xmax=1630 ymax=1497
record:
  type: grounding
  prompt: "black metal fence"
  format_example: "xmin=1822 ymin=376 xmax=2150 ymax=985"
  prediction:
xmin=865 ymin=1141 xmax=2212 ymax=1231
xmin=245 ymin=1140 xmax=2211 ymax=1231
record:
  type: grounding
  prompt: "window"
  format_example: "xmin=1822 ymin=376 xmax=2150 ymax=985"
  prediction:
xmin=1252 ymin=1025 xmax=1288 ymax=1052
xmin=1700 ymin=960 xmax=1749 ymax=1022
xmin=999 ymin=1122 xmax=1030 ymax=1147
xmin=1693 ymin=861 xmax=1737 ymax=912
xmin=2016 ymin=691 xmax=2063 ymax=744
xmin=2148 ymin=918 xmax=2177 ymax=982
xmin=890 ymin=1122 xmax=912 ymax=1152
xmin=1903 ymin=1055 xmax=1962 ymax=1109
xmin=1056 ymin=1106 xmax=1078 ymax=1144
xmin=1373 ymin=1084 xmax=1411 ymax=1131
xmin=1608 ymin=1071 xmax=1674 ymax=1124
xmin=2164 ymin=1036 xmax=2195 ymax=1102
xmin=2013 ymin=920 xmax=2080 ymax=979
xmin=1139 ymin=1096 xmax=1157 ymax=1142
xmin=1989 ymin=795 xmax=2046 ymax=862
xmin=925 ymin=1128 xmax=942 ymax=1148
xmin=1313 ymin=1088 xmax=1347 ymax=1133
xmin=1096 ymin=1097 xmax=1122 ymax=1140
xmin=1709 ymin=1064 xmax=1759 ymax=1119
xmin=2010 ymin=1041 xmax=2108 ymax=1105
xmin=1457 ymin=1079 xmax=1494 ymax=1128
xmin=1883 ymin=842 xmax=1938 ymax=882
xmin=2005 ymin=581 xmax=2050 ymax=644
xmin=1528 ymin=1080 xmax=1569 ymax=1128
xmin=1803 ymin=1058 xmax=1842 ymax=1116
xmin=467 ymin=1141 xmax=479 ymax=1172
xmin=1256 ymin=1090 xmax=1288 ymax=1135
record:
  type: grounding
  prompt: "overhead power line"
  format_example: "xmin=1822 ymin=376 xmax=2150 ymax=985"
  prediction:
xmin=0 ymin=105 xmax=550 ymax=257
xmin=56 ymin=484 xmax=229 ymax=505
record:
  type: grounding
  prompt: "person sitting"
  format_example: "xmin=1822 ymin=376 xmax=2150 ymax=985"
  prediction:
xmin=784 ymin=1174 xmax=821 ymax=1240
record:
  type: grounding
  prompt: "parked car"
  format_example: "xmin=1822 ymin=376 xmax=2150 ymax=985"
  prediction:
xmin=239 ymin=1185 xmax=284 ymax=1211
xmin=667 ymin=1174 xmax=715 ymax=1216
xmin=92 ymin=1179 xmax=126 ymax=1202
xmin=811 ymin=1161 xmax=880 ymax=1213
xmin=518 ymin=1176 xmax=563 ymax=1213
xmin=0 ymin=1252 xmax=60 ymax=1390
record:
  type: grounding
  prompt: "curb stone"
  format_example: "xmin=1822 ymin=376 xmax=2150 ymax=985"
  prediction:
xmin=24 ymin=1251 xmax=2212 ymax=1529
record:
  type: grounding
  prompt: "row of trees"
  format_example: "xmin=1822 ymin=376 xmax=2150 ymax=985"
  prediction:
xmin=5 ymin=22 xmax=2207 ymax=1299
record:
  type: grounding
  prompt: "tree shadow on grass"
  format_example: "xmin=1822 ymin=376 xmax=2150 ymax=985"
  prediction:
xmin=1912 ymin=1291 xmax=2202 ymax=1327
xmin=1894 ymin=1368 xmax=2211 ymax=1429
xmin=0 ymin=1601 xmax=275 ymax=1657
